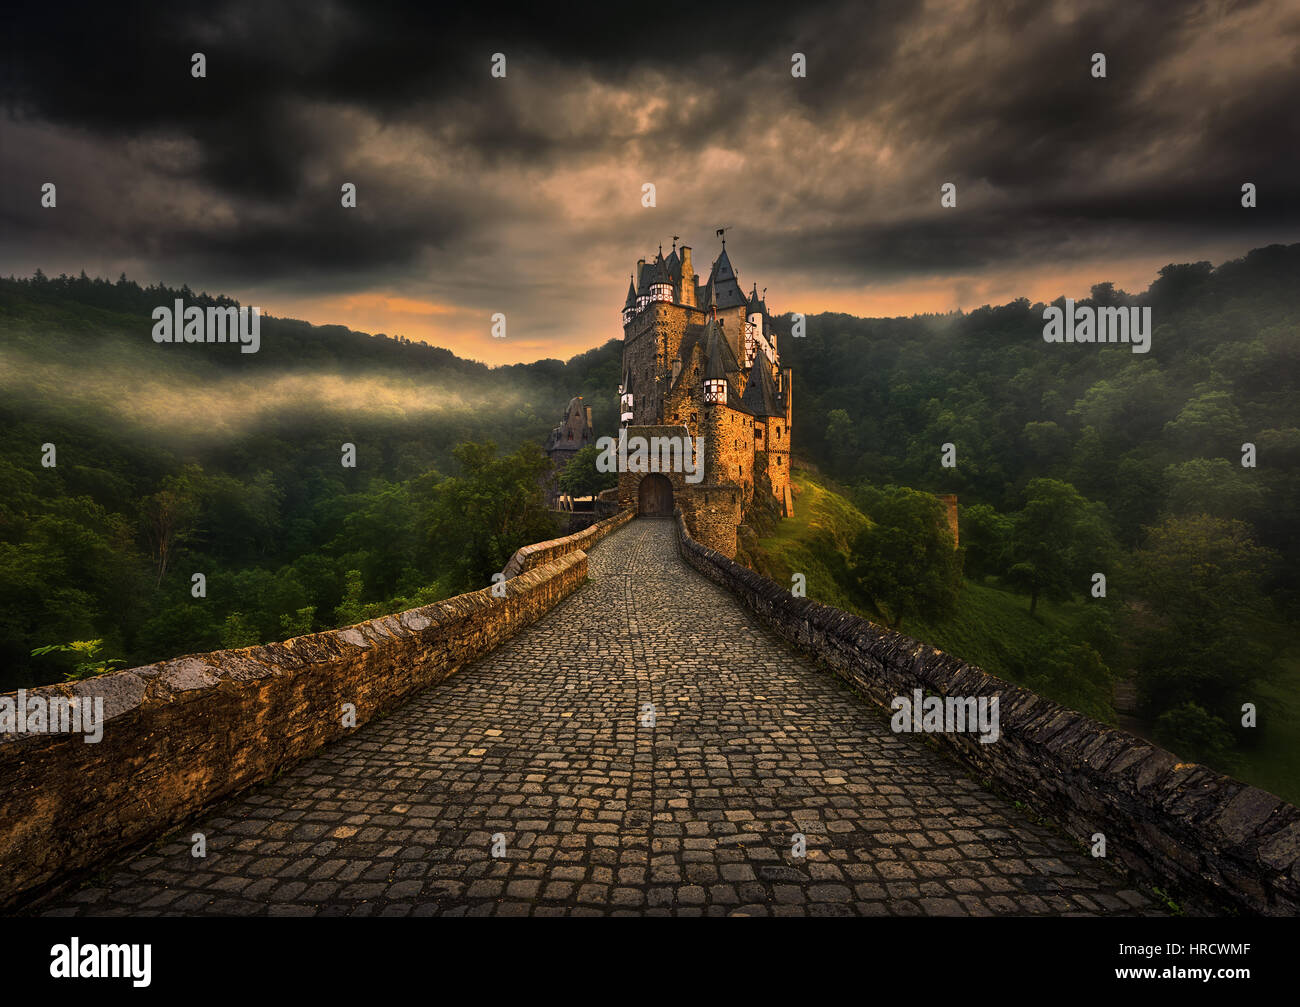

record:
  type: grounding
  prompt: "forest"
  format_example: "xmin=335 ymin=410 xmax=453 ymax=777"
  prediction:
xmin=0 ymin=271 xmax=619 ymax=690
xmin=1 ymin=244 xmax=1296 ymax=798
xmin=768 ymin=242 xmax=1299 ymax=795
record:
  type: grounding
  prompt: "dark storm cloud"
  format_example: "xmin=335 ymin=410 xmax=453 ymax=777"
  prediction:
xmin=1 ymin=0 xmax=1295 ymax=358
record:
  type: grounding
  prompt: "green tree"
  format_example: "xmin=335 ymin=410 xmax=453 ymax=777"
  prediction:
xmin=140 ymin=472 xmax=201 ymax=586
xmin=557 ymin=443 xmax=617 ymax=499
xmin=1153 ymin=702 xmax=1238 ymax=769
xmin=334 ymin=570 xmax=367 ymax=627
xmin=849 ymin=486 xmax=962 ymax=631
xmin=1006 ymin=479 xmax=1115 ymax=615
xmin=30 ymin=640 xmax=123 ymax=681
xmin=1163 ymin=389 xmax=1243 ymax=455
xmin=824 ymin=409 xmax=860 ymax=478
xmin=279 ymin=606 xmax=316 ymax=639
xmin=1126 ymin=515 xmax=1278 ymax=726
xmin=220 ymin=612 xmax=261 ymax=649
xmin=1163 ymin=458 xmax=1267 ymax=520
xmin=1013 ymin=634 xmax=1115 ymax=723
xmin=419 ymin=441 xmax=560 ymax=591
xmin=959 ymin=503 xmax=1012 ymax=581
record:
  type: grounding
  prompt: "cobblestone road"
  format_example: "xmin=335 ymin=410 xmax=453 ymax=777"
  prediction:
xmin=39 ymin=519 xmax=1160 ymax=916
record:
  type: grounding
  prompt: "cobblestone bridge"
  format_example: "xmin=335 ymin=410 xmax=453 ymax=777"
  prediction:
xmin=39 ymin=519 xmax=1160 ymax=917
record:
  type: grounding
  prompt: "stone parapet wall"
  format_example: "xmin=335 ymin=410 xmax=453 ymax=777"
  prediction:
xmin=501 ymin=508 xmax=632 ymax=579
xmin=0 ymin=551 xmax=589 ymax=911
xmin=675 ymin=510 xmax=1300 ymax=916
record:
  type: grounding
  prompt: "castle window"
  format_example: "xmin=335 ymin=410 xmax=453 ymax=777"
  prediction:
xmin=704 ymin=378 xmax=726 ymax=404
xmin=690 ymin=413 xmax=697 ymax=424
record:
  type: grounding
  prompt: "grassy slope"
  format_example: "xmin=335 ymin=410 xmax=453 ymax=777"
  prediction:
xmin=751 ymin=470 xmax=1300 ymax=806
xmin=753 ymin=469 xmax=1081 ymax=689
xmin=1238 ymin=644 xmax=1300 ymax=805
xmin=747 ymin=473 xmax=871 ymax=612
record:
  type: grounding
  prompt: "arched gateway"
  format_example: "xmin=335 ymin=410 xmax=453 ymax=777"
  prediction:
xmin=637 ymin=473 xmax=674 ymax=516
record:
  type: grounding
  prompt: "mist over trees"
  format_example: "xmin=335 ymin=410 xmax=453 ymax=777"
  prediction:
xmin=0 ymin=274 xmax=619 ymax=689
xmin=2 ymin=244 xmax=1296 ymax=791
xmin=785 ymin=243 xmax=1298 ymax=776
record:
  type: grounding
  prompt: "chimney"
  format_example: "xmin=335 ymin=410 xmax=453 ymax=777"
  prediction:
xmin=680 ymin=246 xmax=694 ymax=307
xmin=939 ymin=494 xmax=959 ymax=548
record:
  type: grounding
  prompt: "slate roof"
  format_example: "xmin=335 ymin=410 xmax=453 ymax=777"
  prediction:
xmin=701 ymin=320 xmax=752 ymax=412
xmin=705 ymin=248 xmax=747 ymax=308
xmin=741 ymin=352 xmax=782 ymax=417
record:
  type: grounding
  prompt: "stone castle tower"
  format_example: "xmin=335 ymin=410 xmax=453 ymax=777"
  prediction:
xmin=616 ymin=236 xmax=793 ymax=556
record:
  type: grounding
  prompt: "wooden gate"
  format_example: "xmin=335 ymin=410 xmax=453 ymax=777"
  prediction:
xmin=637 ymin=474 xmax=674 ymax=516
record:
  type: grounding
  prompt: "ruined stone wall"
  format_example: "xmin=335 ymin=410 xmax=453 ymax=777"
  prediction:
xmin=500 ymin=508 xmax=633 ymax=578
xmin=940 ymin=493 xmax=960 ymax=547
xmin=0 ymin=552 xmax=590 ymax=910
xmin=675 ymin=512 xmax=1300 ymax=916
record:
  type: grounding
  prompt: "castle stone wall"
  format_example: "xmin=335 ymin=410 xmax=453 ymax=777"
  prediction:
xmin=0 ymin=552 xmax=590 ymax=910
xmin=678 ymin=486 xmax=742 ymax=558
xmin=704 ymin=403 xmax=754 ymax=501
xmin=675 ymin=511 xmax=1300 ymax=916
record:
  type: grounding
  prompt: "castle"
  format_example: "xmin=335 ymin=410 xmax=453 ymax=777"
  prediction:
xmin=543 ymin=396 xmax=595 ymax=508
xmin=616 ymin=236 xmax=792 ymax=557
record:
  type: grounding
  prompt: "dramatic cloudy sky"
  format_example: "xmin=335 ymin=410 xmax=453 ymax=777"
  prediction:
xmin=3 ymin=0 xmax=1296 ymax=364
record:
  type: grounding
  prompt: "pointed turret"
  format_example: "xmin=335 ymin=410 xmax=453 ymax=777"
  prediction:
xmin=741 ymin=352 xmax=781 ymax=417
xmin=649 ymin=251 xmax=673 ymax=304
xmin=707 ymin=245 xmax=746 ymax=308
xmin=619 ymin=367 xmax=634 ymax=424
xmin=702 ymin=319 xmax=730 ymax=405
